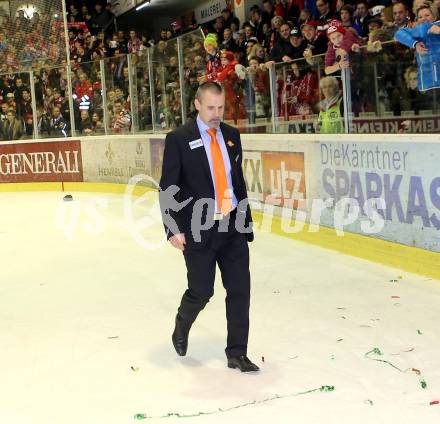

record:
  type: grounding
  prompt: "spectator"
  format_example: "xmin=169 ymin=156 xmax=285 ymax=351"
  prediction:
xmin=221 ymin=8 xmax=235 ymax=28
xmin=298 ymin=9 xmax=312 ymax=27
xmin=250 ymin=7 xmax=266 ymax=43
xmin=93 ymin=2 xmax=114 ymax=34
xmin=325 ymin=21 xmax=362 ymax=74
xmin=368 ymin=17 xmax=384 ymax=34
xmin=268 ymin=22 xmax=294 ymax=63
xmin=395 ymin=3 xmax=440 ymax=91
xmin=249 ymin=43 xmax=270 ymax=63
xmin=219 ymin=27 xmax=238 ymax=51
xmin=91 ymin=111 xmax=104 ymax=133
xmin=391 ymin=66 xmax=433 ymax=114
xmin=200 ymin=34 xmax=222 ymax=83
xmin=216 ymin=50 xmax=246 ymax=122
xmin=74 ymin=72 xmax=93 ymax=103
xmin=288 ymin=27 xmax=308 ymax=59
xmin=415 ymin=1 xmax=439 ymax=23
xmin=267 ymin=15 xmax=285 ymax=51
xmin=283 ymin=62 xmax=319 ymax=117
xmin=49 ymin=106 xmax=68 ymax=137
xmin=302 ymin=20 xmax=328 ymax=61
xmin=112 ymin=99 xmax=131 ymax=132
xmin=316 ymin=0 xmax=337 ymax=35
xmin=385 ymin=2 xmax=413 ymax=38
xmin=354 ymin=0 xmax=372 ymax=37
xmin=246 ymin=56 xmax=271 ymax=118
xmin=262 ymin=0 xmax=276 ymax=23
xmin=243 ymin=23 xmax=256 ymax=47
xmin=16 ymin=89 xmax=33 ymax=123
xmin=78 ymin=109 xmax=93 ymax=135
xmin=340 ymin=5 xmax=362 ymax=36
xmin=0 ymin=102 xmax=8 ymax=121
xmin=5 ymin=92 xmax=16 ymax=110
xmin=230 ymin=20 xmax=240 ymax=41
xmin=2 ymin=109 xmax=23 ymax=140
xmin=127 ymin=30 xmax=141 ymax=53
xmin=317 ymin=76 xmax=343 ymax=133
xmin=212 ymin=17 xmax=226 ymax=44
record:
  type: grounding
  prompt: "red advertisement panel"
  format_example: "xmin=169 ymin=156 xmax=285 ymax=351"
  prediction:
xmin=0 ymin=141 xmax=83 ymax=183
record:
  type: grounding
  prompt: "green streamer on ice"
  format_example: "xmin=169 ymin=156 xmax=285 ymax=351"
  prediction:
xmin=133 ymin=385 xmax=335 ymax=420
xmin=365 ymin=347 xmax=427 ymax=389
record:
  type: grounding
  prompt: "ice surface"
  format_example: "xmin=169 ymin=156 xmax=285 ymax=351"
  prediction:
xmin=0 ymin=191 xmax=439 ymax=424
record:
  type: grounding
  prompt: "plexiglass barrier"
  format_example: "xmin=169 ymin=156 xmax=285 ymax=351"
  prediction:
xmin=1 ymin=30 xmax=439 ymax=142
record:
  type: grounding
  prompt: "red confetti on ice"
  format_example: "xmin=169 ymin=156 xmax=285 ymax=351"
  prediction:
xmin=429 ymin=400 xmax=439 ymax=405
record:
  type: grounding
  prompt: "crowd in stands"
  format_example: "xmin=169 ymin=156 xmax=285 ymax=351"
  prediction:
xmin=0 ymin=0 xmax=439 ymax=140
xmin=195 ymin=0 xmax=440 ymax=129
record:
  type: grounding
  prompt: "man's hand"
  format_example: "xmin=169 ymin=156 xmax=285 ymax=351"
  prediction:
xmin=415 ymin=41 xmax=428 ymax=54
xmin=282 ymin=55 xmax=292 ymax=62
xmin=351 ymin=43 xmax=361 ymax=52
xmin=428 ymin=25 xmax=440 ymax=35
xmin=169 ymin=233 xmax=186 ymax=251
xmin=339 ymin=59 xmax=350 ymax=69
xmin=303 ymin=48 xmax=312 ymax=59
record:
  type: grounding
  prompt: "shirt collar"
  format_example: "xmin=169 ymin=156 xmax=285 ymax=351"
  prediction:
xmin=196 ymin=115 xmax=219 ymax=136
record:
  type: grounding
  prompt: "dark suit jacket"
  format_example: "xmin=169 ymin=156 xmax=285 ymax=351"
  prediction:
xmin=159 ymin=118 xmax=254 ymax=250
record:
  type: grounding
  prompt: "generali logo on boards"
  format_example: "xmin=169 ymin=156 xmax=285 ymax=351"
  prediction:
xmin=0 ymin=140 xmax=83 ymax=183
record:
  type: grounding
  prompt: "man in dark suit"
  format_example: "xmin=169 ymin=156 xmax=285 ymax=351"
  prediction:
xmin=159 ymin=81 xmax=259 ymax=373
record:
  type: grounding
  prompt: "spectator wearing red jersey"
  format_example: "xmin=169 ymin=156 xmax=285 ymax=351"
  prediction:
xmin=74 ymin=72 xmax=93 ymax=103
xmin=127 ymin=30 xmax=142 ymax=53
xmin=216 ymin=50 xmax=246 ymax=122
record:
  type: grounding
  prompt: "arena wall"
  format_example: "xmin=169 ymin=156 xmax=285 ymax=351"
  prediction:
xmin=1 ymin=134 xmax=439 ymax=278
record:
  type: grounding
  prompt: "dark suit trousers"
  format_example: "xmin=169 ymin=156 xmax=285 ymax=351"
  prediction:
xmin=177 ymin=210 xmax=251 ymax=359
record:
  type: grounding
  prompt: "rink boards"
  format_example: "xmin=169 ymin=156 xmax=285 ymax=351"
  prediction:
xmin=0 ymin=133 xmax=439 ymax=278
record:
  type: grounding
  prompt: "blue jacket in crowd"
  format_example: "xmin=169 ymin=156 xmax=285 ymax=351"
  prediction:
xmin=395 ymin=21 xmax=440 ymax=91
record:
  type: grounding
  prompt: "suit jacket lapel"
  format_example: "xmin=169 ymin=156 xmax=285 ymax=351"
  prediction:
xmin=187 ymin=119 xmax=213 ymax=188
xmin=220 ymin=123 xmax=239 ymax=177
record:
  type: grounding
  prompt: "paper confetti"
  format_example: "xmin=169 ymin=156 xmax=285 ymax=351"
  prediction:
xmin=417 ymin=330 xmax=423 ymax=335
xmin=131 ymin=366 xmax=140 ymax=372
xmin=429 ymin=400 xmax=439 ymax=405
xmin=133 ymin=386 xmax=335 ymax=419
xmin=364 ymin=399 xmax=374 ymax=406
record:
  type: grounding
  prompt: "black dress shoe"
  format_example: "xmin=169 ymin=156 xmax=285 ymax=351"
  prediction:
xmin=172 ymin=314 xmax=191 ymax=356
xmin=227 ymin=355 xmax=260 ymax=372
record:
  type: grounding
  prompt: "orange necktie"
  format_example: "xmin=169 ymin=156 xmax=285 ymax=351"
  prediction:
xmin=207 ymin=127 xmax=232 ymax=216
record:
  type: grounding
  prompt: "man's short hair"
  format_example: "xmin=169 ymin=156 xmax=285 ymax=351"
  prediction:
xmin=393 ymin=2 xmax=408 ymax=10
xmin=195 ymin=81 xmax=224 ymax=102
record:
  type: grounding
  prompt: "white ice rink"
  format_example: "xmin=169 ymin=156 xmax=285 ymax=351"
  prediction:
xmin=1 ymin=191 xmax=440 ymax=424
